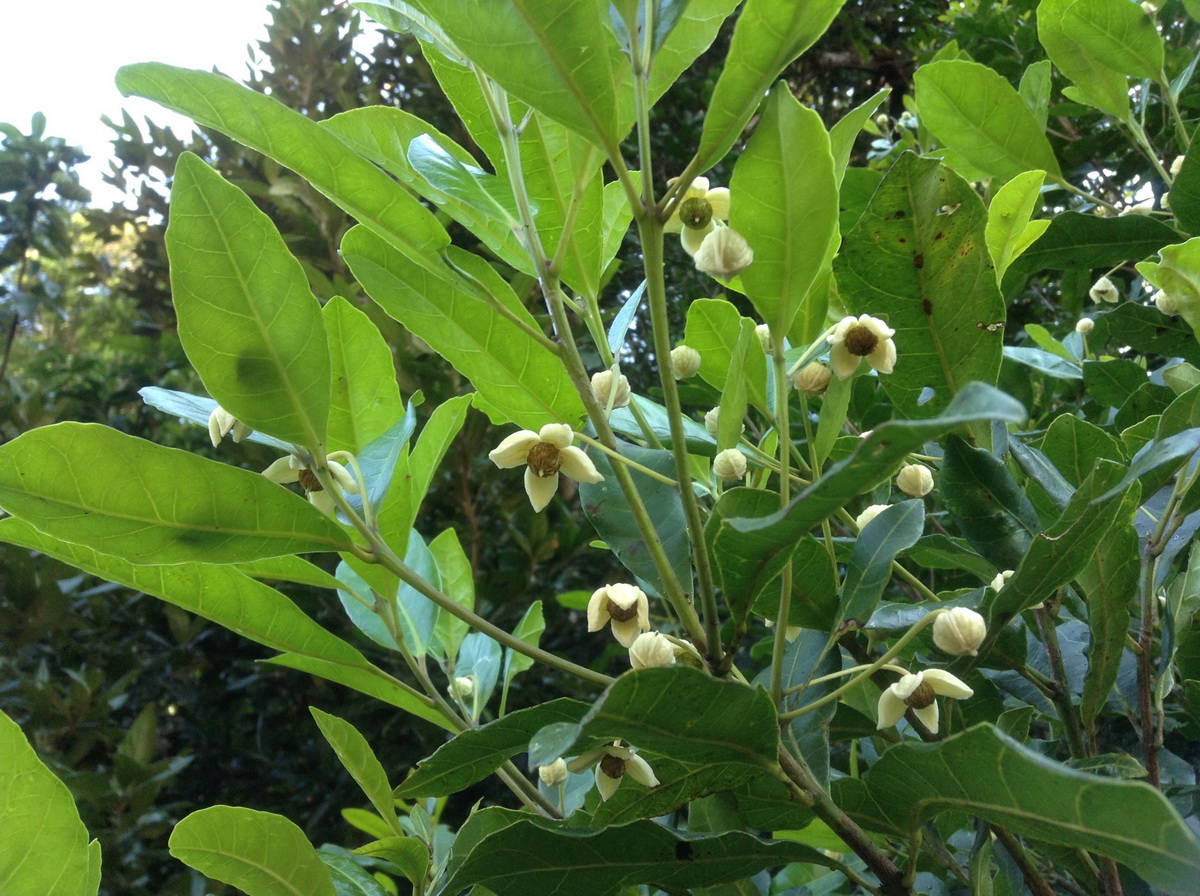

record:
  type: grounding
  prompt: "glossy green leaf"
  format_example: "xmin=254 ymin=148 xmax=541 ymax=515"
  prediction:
xmin=236 ymin=555 xmax=345 ymax=591
xmin=647 ymin=0 xmax=742 ymax=105
xmin=169 ymin=806 xmax=335 ymax=896
xmin=1090 ymin=303 xmax=1200 ymax=368
xmin=442 ymin=808 xmax=825 ymax=896
xmin=1004 ymin=345 xmax=1082 ymax=380
xmin=708 ymin=488 xmax=798 ymax=623
xmin=588 ymin=755 xmax=760 ymax=828
xmin=115 ymin=63 xmax=448 ymax=265
xmin=0 ymin=710 xmax=99 ymax=896
xmin=716 ymin=323 xmax=753 ymax=451
xmin=838 ymin=500 xmax=926 ymax=631
xmin=394 ymin=699 xmax=588 ymax=798
xmin=342 ymin=227 xmax=583 ymax=429
xmin=778 ymin=630 xmax=841 ymax=789
xmin=0 ymin=423 xmax=351 ymax=564
xmin=320 ymin=851 xmax=391 ymax=896
xmin=914 ymin=60 xmax=1062 ymax=181
xmin=311 ymin=708 xmax=402 ymax=836
xmin=324 ymin=297 xmax=405 ymax=456
xmin=697 ymin=0 xmax=846 ymax=171
xmin=986 ymin=170 xmax=1048 ymax=281
xmin=1096 ymin=427 xmax=1200 ymax=501
xmin=685 ymin=298 xmax=769 ymax=413
xmin=835 ymin=724 xmax=1200 ymax=892
xmin=836 ymin=153 xmax=1006 ymax=417
xmin=732 ymin=85 xmax=839 ymax=338
xmin=829 ymin=88 xmax=890 ymax=186
xmin=726 ymin=384 xmax=1025 ymax=587
xmin=0 ymin=518 xmax=449 ymax=730
xmin=429 ymin=527 xmax=474 ymax=663
xmin=1008 ymin=435 xmax=1075 ymax=514
xmin=167 ymin=153 xmax=331 ymax=448
xmin=354 ymin=837 xmax=429 ymax=886
xmin=1019 ymin=59 xmax=1052 ymax=128
xmin=502 ymin=600 xmax=545 ymax=687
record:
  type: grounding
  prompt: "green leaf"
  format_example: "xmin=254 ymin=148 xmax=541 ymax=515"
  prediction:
xmin=0 ymin=518 xmax=449 ymax=731
xmin=986 ymin=170 xmax=1049 ymax=281
xmin=1137 ymin=236 xmax=1200 ymax=343
xmin=697 ymin=0 xmax=846 ymax=171
xmin=0 ymin=710 xmax=99 ymax=896
xmin=429 ymin=527 xmax=475 ymax=663
xmin=442 ymin=808 xmax=826 ymax=896
xmin=1018 ymin=59 xmax=1052 ymax=128
xmin=588 ymin=756 xmax=760 ymax=829
xmin=138 ymin=386 xmax=291 ymax=452
xmin=353 ymin=837 xmax=429 ymax=886
xmin=708 ymin=488 xmax=796 ymax=623
xmin=829 ymin=88 xmax=891 ymax=187
xmin=778 ymin=630 xmax=841 ymax=789
xmin=732 ymin=85 xmax=839 ymax=338
xmin=167 ymin=153 xmax=331 ymax=448
xmin=716 ymin=323 xmax=754 ymax=451
xmin=0 ymin=423 xmax=352 ymax=564
xmin=1041 ymin=416 xmax=1126 ymax=487
xmin=395 ymin=0 xmax=632 ymax=148
xmin=1003 ymin=345 xmax=1082 ymax=380
xmin=1091 ymin=303 xmax=1200 ymax=368
xmin=914 ymin=60 xmax=1062 ymax=181
xmin=394 ymin=699 xmax=588 ymax=798
xmin=1170 ymin=142 xmax=1200 ymax=235
xmin=169 ymin=806 xmax=336 ymax=896
xmin=685 ymin=299 xmax=769 ymax=413
xmin=503 ymin=600 xmax=545 ymax=687
xmin=115 ymin=63 xmax=448 ymax=266
xmin=311 ymin=709 xmax=402 ymax=836
xmin=1096 ymin=427 xmax=1200 ymax=502
xmin=838 ymin=500 xmax=926 ymax=631
xmin=324 ymin=297 xmax=405 ymax=456
xmin=342 ymin=227 xmax=583 ymax=428
xmin=836 ymin=153 xmax=1006 ymax=417
xmin=647 ymin=0 xmax=742 ymax=105
xmin=835 ymin=724 xmax=1200 ymax=893
xmin=320 ymin=851 xmax=391 ymax=896
xmin=236 ymin=555 xmax=346 ymax=591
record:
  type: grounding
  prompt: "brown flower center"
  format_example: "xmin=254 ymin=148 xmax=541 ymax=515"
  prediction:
xmin=679 ymin=197 xmax=713 ymax=230
xmin=526 ymin=441 xmax=562 ymax=477
xmin=843 ymin=325 xmax=879 ymax=358
xmin=607 ymin=599 xmax=639 ymax=622
xmin=599 ymin=753 xmax=626 ymax=779
xmin=904 ymin=681 xmax=936 ymax=710
xmin=298 ymin=469 xmax=323 ymax=493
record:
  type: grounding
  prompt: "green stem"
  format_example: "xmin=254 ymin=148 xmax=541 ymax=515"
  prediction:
xmin=771 ymin=346 xmax=794 ymax=705
xmin=1034 ymin=603 xmax=1089 ymax=759
xmin=1157 ymin=73 xmax=1191 ymax=152
xmin=573 ymin=431 xmax=678 ymax=485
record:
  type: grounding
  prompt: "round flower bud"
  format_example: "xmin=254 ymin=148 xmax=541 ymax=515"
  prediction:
xmin=932 ymin=607 xmax=987 ymax=656
xmin=692 ymin=226 xmax=754 ymax=279
xmin=793 ymin=363 xmax=832 ymax=396
xmin=704 ymin=407 xmax=721 ymax=438
xmin=450 ymin=676 xmax=474 ymax=699
xmin=755 ymin=324 xmax=773 ymax=354
xmin=713 ymin=448 xmax=747 ymax=482
xmin=628 ymin=631 xmax=676 ymax=670
xmin=1075 ymin=317 xmax=1094 ymax=335
xmin=670 ymin=345 xmax=701 ymax=379
xmin=591 ymin=369 xmax=631 ymax=409
xmin=1154 ymin=289 xmax=1179 ymax=316
xmin=538 ymin=757 xmax=568 ymax=787
xmin=896 ymin=464 xmax=934 ymax=497
xmin=874 ymin=112 xmax=891 ymax=129
xmin=855 ymin=504 xmax=889 ymax=530
xmin=1089 ymin=275 xmax=1120 ymax=304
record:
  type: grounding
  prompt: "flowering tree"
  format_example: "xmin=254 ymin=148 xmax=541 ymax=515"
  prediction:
xmin=3 ymin=1 xmax=1200 ymax=894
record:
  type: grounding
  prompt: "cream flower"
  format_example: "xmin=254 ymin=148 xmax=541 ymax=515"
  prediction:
xmin=692 ymin=226 xmax=754 ymax=278
xmin=855 ymin=504 xmax=890 ymax=530
xmin=989 ymin=570 xmax=1014 ymax=592
xmin=755 ymin=324 xmax=773 ymax=354
xmin=628 ymin=631 xmax=676 ymax=670
xmin=704 ymin=407 xmax=721 ymax=438
xmin=932 ymin=607 xmax=987 ymax=656
xmin=793 ymin=363 xmax=831 ymax=396
xmin=208 ymin=406 xmax=253 ymax=447
xmin=262 ymin=453 xmax=359 ymax=516
xmin=1075 ymin=317 xmax=1095 ymax=334
xmin=538 ymin=757 xmax=568 ymax=787
xmin=488 ymin=423 xmax=604 ymax=513
xmin=876 ymin=669 xmax=973 ymax=733
xmin=670 ymin=345 xmax=701 ymax=379
xmin=665 ymin=176 xmax=731 ymax=256
xmin=1089 ymin=276 xmax=1120 ymax=304
xmin=567 ymin=741 xmax=659 ymax=801
xmin=827 ymin=314 xmax=897 ymax=379
xmin=1154 ymin=289 xmax=1179 ymax=316
xmin=591 ymin=370 xmax=631 ymax=409
xmin=587 ymin=583 xmax=650 ymax=647
xmin=713 ymin=448 xmax=747 ymax=482
xmin=896 ymin=464 xmax=934 ymax=497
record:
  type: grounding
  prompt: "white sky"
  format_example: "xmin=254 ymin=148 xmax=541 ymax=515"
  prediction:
xmin=0 ymin=0 xmax=276 ymax=206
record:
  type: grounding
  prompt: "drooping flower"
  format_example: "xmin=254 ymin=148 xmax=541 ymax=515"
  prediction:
xmin=670 ymin=345 xmax=701 ymax=379
xmin=628 ymin=631 xmax=676 ymax=670
xmin=793 ymin=363 xmax=831 ymax=396
xmin=208 ymin=406 xmax=253 ymax=447
xmin=1075 ymin=317 xmax=1095 ymax=334
xmin=665 ymin=176 xmax=731 ymax=256
xmin=1089 ymin=276 xmax=1120 ymax=304
xmin=876 ymin=669 xmax=973 ymax=733
xmin=262 ymin=453 xmax=360 ymax=516
xmin=692 ymin=226 xmax=754 ymax=278
xmin=827 ymin=314 xmax=897 ymax=379
xmin=591 ymin=370 xmax=631 ymax=409
xmin=488 ymin=424 xmax=604 ymax=513
xmin=855 ymin=504 xmax=890 ymax=530
xmin=896 ymin=464 xmax=934 ymax=497
xmin=587 ymin=583 xmax=650 ymax=647
xmin=538 ymin=757 xmax=568 ymax=787
xmin=567 ymin=741 xmax=659 ymax=801
xmin=932 ymin=607 xmax=987 ymax=656
xmin=713 ymin=448 xmax=747 ymax=482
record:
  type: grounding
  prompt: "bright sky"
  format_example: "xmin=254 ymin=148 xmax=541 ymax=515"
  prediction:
xmin=1 ymin=0 xmax=276 ymax=206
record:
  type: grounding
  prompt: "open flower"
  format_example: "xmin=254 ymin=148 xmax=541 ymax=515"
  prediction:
xmin=877 ymin=669 xmax=973 ymax=734
xmin=587 ymin=583 xmax=650 ymax=647
xmin=567 ymin=741 xmax=659 ymax=801
xmin=665 ymin=176 xmax=731 ymax=255
xmin=488 ymin=424 xmax=603 ymax=512
xmin=932 ymin=607 xmax=987 ymax=656
xmin=262 ymin=453 xmax=359 ymax=516
xmin=208 ymin=406 xmax=253 ymax=447
xmin=1089 ymin=276 xmax=1120 ymax=304
xmin=827 ymin=314 xmax=896 ymax=379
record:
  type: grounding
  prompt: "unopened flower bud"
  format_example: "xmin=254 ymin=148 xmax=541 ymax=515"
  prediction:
xmin=713 ymin=448 xmax=747 ymax=481
xmin=538 ymin=757 xmax=568 ymax=787
xmin=1089 ymin=276 xmax=1120 ymax=304
xmin=1170 ymin=154 xmax=1185 ymax=176
xmin=855 ymin=504 xmax=889 ymax=530
xmin=704 ymin=407 xmax=721 ymax=438
xmin=670 ymin=345 xmax=701 ymax=379
xmin=932 ymin=607 xmax=987 ymax=656
xmin=989 ymin=570 xmax=1014 ymax=592
xmin=1154 ymin=289 xmax=1179 ymax=316
xmin=755 ymin=324 xmax=773 ymax=354
xmin=1075 ymin=317 xmax=1094 ymax=334
xmin=628 ymin=631 xmax=676 ymax=670
xmin=874 ymin=113 xmax=891 ymax=129
xmin=591 ymin=369 xmax=631 ymax=409
xmin=793 ymin=363 xmax=832 ymax=396
xmin=896 ymin=464 xmax=934 ymax=497
xmin=693 ymin=227 xmax=754 ymax=279
xmin=450 ymin=676 xmax=474 ymax=699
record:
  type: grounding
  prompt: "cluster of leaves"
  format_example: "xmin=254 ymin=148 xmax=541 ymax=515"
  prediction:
xmin=5 ymin=1 xmax=1200 ymax=895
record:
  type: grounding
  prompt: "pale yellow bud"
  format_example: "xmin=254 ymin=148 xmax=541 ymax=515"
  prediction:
xmin=713 ymin=448 xmax=747 ymax=481
xmin=1170 ymin=154 xmax=1185 ymax=176
xmin=755 ymin=324 xmax=773 ymax=354
xmin=896 ymin=464 xmax=934 ymax=497
xmin=932 ymin=607 xmax=987 ymax=656
xmin=1075 ymin=317 xmax=1094 ymax=335
xmin=1154 ymin=289 xmax=1179 ymax=316
xmin=793 ymin=363 xmax=831 ymax=396
xmin=670 ymin=345 xmax=701 ymax=379
xmin=450 ymin=676 xmax=474 ymax=699
xmin=704 ymin=407 xmax=721 ymax=438
xmin=628 ymin=631 xmax=676 ymax=670
xmin=855 ymin=504 xmax=889 ymax=530
xmin=538 ymin=757 xmax=568 ymax=787
xmin=990 ymin=570 xmax=1014 ymax=592
xmin=591 ymin=370 xmax=631 ymax=409
xmin=692 ymin=227 xmax=754 ymax=278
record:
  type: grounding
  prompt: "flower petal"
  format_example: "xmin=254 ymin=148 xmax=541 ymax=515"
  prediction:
xmin=558 ymin=445 xmax=604 ymax=484
xmin=595 ymin=767 xmax=621 ymax=801
xmin=829 ymin=343 xmax=861 ymax=379
xmin=489 ymin=431 xmax=539 ymax=468
xmin=327 ymin=460 xmax=361 ymax=495
xmin=611 ymin=617 xmax=643 ymax=648
xmin=868 ymin=337 xmax=897 ymax=375
xmin=914 ymin=701 xmax=940 ymax=733
xmin=587 ymin=587 xmax=611 ymax=632
xmin=567 ymin=748 xmax=605 ymax=773
xmin=624 ymin=754 xmax=660 ymax=788
xmin=923 ymin=669 xmax=974 ymax=699
xmin=681 ymin=222 xmax=712 ymax=256
xmin=309 ymin=490 xmax=337 ymax=516
xmin=876 ymin=690 xmax=907 ymax=729
xmin=262 ymin=456 xmax=300 ymax=484
xmin=524 ymin=467 xmax=559 ymax=512
xmin=537 ymin=423 xmax=575 ymax=448
xmin=707 ymin=187 xmax=731 ymax=220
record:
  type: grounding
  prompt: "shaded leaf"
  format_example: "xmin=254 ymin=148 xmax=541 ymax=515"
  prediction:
xmin=311 ymin=709 xmax=402 ymax=836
